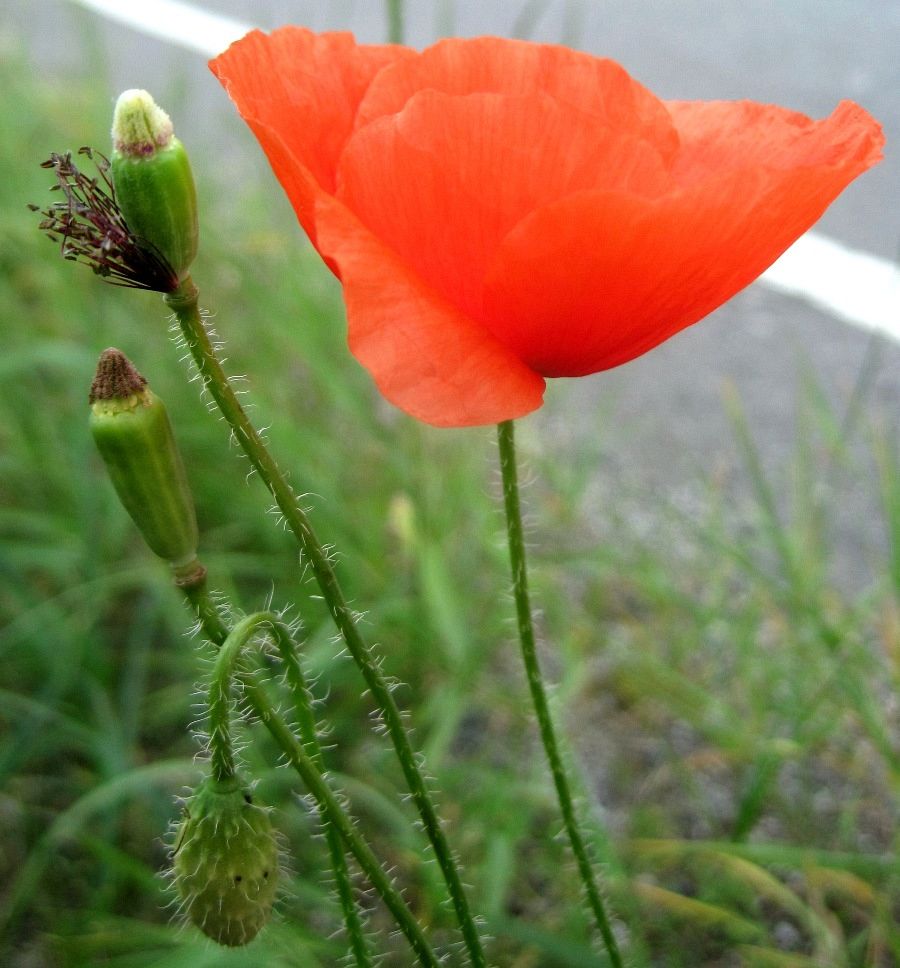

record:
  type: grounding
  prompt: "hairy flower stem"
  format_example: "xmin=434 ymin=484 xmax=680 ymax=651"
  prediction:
xmin=181 ymin=577 xmax=372 ymax=967
xmin=252 ymin=620 xmax=374 ymax=968
xmin=166 ymin=279 xmax=486 ymax=968
xmin=206 ymin=612 xmax=439 ymax=968
xmin=496 ymin=420 xmax=623 ymax=967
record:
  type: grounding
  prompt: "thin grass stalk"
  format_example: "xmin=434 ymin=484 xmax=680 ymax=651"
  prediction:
xmin=496 ymin=419 xmax=623 ymax=967
xmin=165 ymin=280 xmax=486 ymax=967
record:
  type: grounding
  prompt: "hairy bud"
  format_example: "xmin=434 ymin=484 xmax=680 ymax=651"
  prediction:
xmin=172 ymin=775 xmax=280 ymax=947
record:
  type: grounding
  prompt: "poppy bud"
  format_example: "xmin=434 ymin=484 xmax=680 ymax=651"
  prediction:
xmin=89 ymin=348 xmax=199 ymax=571
xmin=110 ymin=89 xmax=198 ymax=281
xmin=172 ymin=775 xmax=280 ymax=947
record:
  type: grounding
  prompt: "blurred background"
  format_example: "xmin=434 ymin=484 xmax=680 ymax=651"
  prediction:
xmin=1 ymin=1 xmax=898 ymax=965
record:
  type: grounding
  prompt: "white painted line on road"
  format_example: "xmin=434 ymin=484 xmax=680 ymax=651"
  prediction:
xmin=69 ymin=0 xmax=250 ymax=56
xmin=69 ymin=0 xmax=899 ymax=343
xmin=762 ymin=234 xmax=899 ymax=342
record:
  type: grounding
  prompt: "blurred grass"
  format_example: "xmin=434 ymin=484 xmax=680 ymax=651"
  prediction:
xmin=2 ymin=20 xmax=899 ymax=968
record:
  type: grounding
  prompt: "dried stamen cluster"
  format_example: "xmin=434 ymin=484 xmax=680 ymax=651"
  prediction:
xmin=29 ymin=147 xmax=178 ymax=292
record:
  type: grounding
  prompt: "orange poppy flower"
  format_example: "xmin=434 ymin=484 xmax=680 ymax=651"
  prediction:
xmin=211 ymin=29 xmax=883 ymax=427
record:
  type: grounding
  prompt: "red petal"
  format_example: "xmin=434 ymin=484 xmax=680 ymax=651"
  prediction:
xmin=213 ymin=29 xmax=884 ymax=425
xmin=210 ymin=28 xmax=413 ymax=243
xmin=314 ymin=196 xmax=545 ymax=427
xmin=356 ymin=35 xmax=678 ymax=161
xmin=484 ymin=101 xmax=883 ymax=376
xmin=666 ymin=98 xmax=884 ymax=187
xmin=337 ymin=89 xmax=671 ymax=323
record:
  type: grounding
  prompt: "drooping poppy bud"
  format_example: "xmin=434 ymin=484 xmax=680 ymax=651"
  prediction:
xmin=172 ymin=774 xmax=280 ymax=947
xmin=89 ymin=348 xmax=199 ymax=572
xmin=110 ymin=89 xmax=199 ymax=282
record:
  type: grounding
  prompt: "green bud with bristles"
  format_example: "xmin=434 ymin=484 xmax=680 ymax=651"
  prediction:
xmin=89 ymin=348 xmax=200 ymax=573
xmin=172 ymin=775 xmax=280 ymax=947
xmin=111 ymin=89 xmax=198 ymax=281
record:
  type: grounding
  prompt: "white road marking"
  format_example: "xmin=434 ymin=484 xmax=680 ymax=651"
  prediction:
xmin=761 ymin=233 xmax=899 ymax=342
xmin=70 ymin=0 xmax=250 ymax=55
xmin=69 ymin=0 xmax=900 ymax=343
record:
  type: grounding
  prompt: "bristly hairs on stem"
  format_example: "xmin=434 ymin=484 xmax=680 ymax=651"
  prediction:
xmin=29 ymin=147 xmax=179 ymax=292
xmin=496 ymin=419 xmax=625 ymax=967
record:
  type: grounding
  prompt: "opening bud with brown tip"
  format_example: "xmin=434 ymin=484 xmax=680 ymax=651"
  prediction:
xmin=89 ymin=348 xmax=199 ymax=571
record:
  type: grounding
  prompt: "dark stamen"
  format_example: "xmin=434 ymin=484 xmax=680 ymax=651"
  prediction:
xmin=29 ymin=147 xmax=179 ymax=293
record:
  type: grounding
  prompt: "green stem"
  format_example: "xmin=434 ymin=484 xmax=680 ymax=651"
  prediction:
xmin=166 ymin=280 xmax=485 ymax=968
xmin=210 ymin=612 xmax=439 ymax=968
xmin=260 ymin=619 xmax=373 ymax=968
xmin=496 ymin=420 xmax=623 ymax=967
xmin=206 ymin=634 xmax=238 ymax=782
xmin=178 ymin=566 xmax=229 ymax=643
xmin=386 ymin=0 xmax=405 ymax=44
xmin=184 ymin=579 xmax=372 ymax=967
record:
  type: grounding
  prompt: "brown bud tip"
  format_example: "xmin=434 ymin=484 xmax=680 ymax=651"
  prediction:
xmin=89 ymin=348 xmax=148 ymax=404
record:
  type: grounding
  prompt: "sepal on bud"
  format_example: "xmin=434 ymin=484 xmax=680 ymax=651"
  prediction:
xmin=111 ymin=90 xmax=199 ymax=281
xmin=89 ymin=348 xmax=199 ymax=569
xmin=172 ymin=774 xmax=280 ymax=947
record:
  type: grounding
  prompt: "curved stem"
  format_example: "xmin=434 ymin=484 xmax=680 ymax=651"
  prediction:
xmin=496 ymin=420 xmax=623 ymax=967
xmin=207 ymin=629 xmax=238 ymax=782
xmin=210 ymin=612 xmax=439 ymax=968
xmin=185 ymin=581 xmax=371 ymax=967
xmin=166 ymin=280 xmax=485 ymax=967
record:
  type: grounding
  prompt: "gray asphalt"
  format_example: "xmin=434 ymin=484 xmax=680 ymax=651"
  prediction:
xmin=8 ymin=0 xmax=900 ymax=589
